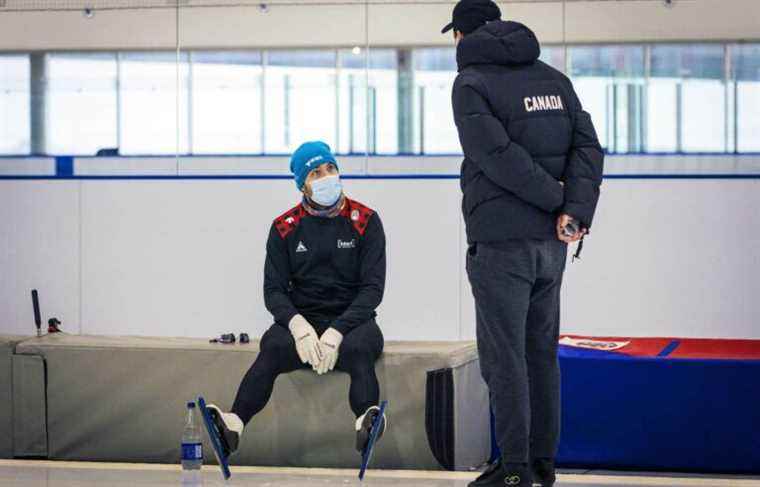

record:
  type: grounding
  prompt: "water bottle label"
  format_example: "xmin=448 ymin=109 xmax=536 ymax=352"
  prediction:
xmin=181 ymin=442 xmax=202 ymax=461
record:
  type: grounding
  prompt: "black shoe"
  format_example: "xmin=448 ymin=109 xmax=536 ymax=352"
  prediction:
xmin=531 ymin=458 xmax=556 ymax=487
xmin=469 ymin=461 xmax=531 ymax=487
xmin=468 ymin=459 xmax=502 ymax=486
xmin=502 ymin=463 xmax=532 ymax=487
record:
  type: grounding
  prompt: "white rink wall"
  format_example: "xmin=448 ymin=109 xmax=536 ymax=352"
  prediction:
xmin=1 ymin=155 xmax=759 ymax=340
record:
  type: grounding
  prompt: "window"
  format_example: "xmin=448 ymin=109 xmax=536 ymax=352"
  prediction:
xmin=4 ymin=43 xmax=760 ymax=158
xmin=0 ymin=55 xmax=30 ymax=155
xmin=650 ymin=45 xmax=726 ymax=152
xmin=337 ymin=48 xmax=398 ymax=155
xmin=569 ymin=45 xmax=645 ymax=153
xmin=540 ymin=46 xmax=566 ymax=72
xmin=733 ymin=44 xmax=760 ymax=152
xmin=414 ymin=48 xmax=459 ymax=154
xmin=265 ymin=50 xmax=337 ymax=154
xmin=119 ymin=52 xmax=190 ymax=155
xmin=190 ymin=51 xmax=263 ymax=154
xmin=46 ymin=53 xmax=118 ymax=156
xmin=646 ymin=76 xmax=678 ymax=152
xmin=367 ymin=49 xmax=398 ymax=155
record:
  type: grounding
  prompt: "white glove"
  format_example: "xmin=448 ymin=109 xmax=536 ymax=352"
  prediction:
xmin=316 ymin=327 xmax=343 ymax=375
xmin=288 ymin=315 xmax=323 ymax=369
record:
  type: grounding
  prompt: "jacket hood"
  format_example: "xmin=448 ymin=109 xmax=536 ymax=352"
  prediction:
xmin=456 ymin=20 xmax=541 ymax=71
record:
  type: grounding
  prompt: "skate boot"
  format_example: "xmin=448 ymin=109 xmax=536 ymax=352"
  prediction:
xmin=357 ymin=401 xmax=388 ymax=480
xmin=197 ymin=397 xmax=242 ymax=480
xmin=204 ymin=404 xmax=244 ymax=457
xmin=355 ymin=405 xmax=387 ymax=452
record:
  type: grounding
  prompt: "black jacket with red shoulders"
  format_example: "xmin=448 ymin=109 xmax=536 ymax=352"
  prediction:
xmin=264 ymin=197 xmax=386 ymax=335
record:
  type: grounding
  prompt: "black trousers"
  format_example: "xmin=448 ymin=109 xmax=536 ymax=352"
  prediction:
xmin=231 ymin=319 xmax=384 ymax=425
xmin=466 ymin=239 xmax=567 ymax=464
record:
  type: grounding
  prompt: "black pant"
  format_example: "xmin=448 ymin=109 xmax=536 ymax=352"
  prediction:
xmin=466 ymin=239 xmax=566 ymax=464
xmin=231 ymin=319 xmax=384 ymax=425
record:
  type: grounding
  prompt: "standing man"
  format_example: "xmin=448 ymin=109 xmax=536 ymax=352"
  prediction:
xmin=445 ymin=1 xmax=604 ymax=486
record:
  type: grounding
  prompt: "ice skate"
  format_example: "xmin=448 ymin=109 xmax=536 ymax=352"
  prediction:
xmin=197 ymin=397 xmax=243 ymax=480
xmin=357 ymin=401 xmax=388 ymax=480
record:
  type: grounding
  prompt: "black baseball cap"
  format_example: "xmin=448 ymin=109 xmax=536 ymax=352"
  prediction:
xmin=441 ymin=0 xmax=502 ymax=35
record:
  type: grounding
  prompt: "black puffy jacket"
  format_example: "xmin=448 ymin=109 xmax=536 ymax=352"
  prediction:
xmin=452 ymin=20 xmax=604 ymax=244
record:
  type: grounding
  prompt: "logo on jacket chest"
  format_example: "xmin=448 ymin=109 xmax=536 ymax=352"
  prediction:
xmin=524 ymin=95 xmax=564 ymax=112
xmin=337 ymin=239 xmax=356 ymax=249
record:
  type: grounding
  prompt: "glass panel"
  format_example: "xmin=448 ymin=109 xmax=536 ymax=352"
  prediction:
xmin=0 ymin=54 xmax=30 ymax=155
xmin=368 ymin=49 xmax=398 ymax=155
xmin=190 ymin=51 xmax=263 ymax=154
xmin=178 ymin=2 xmax=367 ymax=162
xmin=337 ymin=48 xmax=363 ymax=155
xmin=413 ymin=48 xmax=459 ymax=155
xmin=3 ymin=5 xmax=180 ymax=160
xmin=46 ymin=53 xmax=118 ymax=156
xmin=733 ymin=44 xmax=760 ymax=152
xmin=265 ymin=50 xmax=337 ymax=154
xmin=540 ymin=46 xmax=566 ymax=72
xmin=681 ymin=79 xmax=725 ymax=152
xmin=569 ymin=45 xmax=645 ymax=153
xmin=7 ymin=2 xmax=756 ymax=163
xmin=650 ymin=44 xmax=726 ymax=152
xmin=646 ymin=79 xmax=678 ymax=152
xmin=338 ymin=48 xmax=397 ymax=155
xmin=119 ymin=52 xmax=189 ymax=156
xmin=651 ymin=44 xmax=724 ymax=80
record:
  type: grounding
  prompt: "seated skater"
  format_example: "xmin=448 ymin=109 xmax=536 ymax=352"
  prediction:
xmin=206 ymin=141 xmax=387 ymax=458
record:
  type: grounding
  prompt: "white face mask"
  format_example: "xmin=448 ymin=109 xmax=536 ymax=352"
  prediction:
xmin=309 ymin=175 xmax=343 ymax=207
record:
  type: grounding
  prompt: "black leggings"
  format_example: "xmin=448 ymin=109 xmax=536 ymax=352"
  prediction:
xmin=231 ymin=319 xmax=384 ymax=425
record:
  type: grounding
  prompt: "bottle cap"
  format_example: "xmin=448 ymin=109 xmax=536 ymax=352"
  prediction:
xmin=187 ymin=401 xmax=195 ymax=409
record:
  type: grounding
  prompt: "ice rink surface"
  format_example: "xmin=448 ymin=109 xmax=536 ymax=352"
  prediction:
xmin=1 ymin=461 xmax=759 ymax=487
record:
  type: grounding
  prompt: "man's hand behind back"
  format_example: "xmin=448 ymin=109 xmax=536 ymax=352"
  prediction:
xmin=557 ymin=213 xmax=586 ymax=243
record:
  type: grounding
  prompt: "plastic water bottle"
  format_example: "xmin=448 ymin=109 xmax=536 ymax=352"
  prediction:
xmin=181 ymin=401 xmax=203 ymax=471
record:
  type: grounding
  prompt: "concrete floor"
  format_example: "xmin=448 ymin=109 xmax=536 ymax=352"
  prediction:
xmin=1 ymin=461 xmax=759 ymax=487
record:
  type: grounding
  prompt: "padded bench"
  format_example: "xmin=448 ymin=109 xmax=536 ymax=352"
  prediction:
xmin=12 ymin=334 xmax=490 ymax=470
xmin=0 ymin=335 xmax=31 ymax=459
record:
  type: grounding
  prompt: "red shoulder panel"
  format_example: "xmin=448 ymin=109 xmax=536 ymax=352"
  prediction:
xmin=341 ymin=198 xmax=375 ymax=236
xmin=273 ymin=203 xmax=306 ymax=239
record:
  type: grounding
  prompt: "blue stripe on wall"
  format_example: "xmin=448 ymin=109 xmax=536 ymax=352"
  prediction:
xmin=2 ymin=174 xmax=760 ymax=180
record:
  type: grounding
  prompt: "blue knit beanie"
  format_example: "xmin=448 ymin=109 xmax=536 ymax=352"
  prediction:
xmin=290 ymin=141 xmax=339 ymax=190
